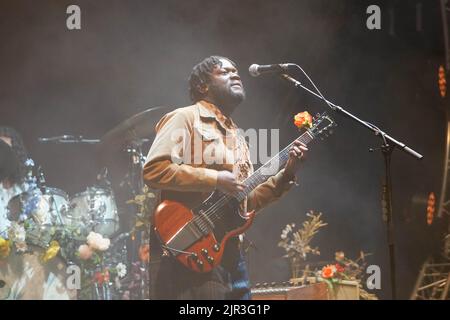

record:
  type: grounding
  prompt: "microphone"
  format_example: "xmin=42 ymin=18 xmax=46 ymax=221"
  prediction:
xmin=248 ymin=63 xmax=296 ymax=77
xmin=38 ymin=135 xmax=76 ymax=143
xmin=38 ymin=135 xmax=101 ymax=144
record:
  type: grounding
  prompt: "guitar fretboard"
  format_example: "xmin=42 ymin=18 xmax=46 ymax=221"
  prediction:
xmin=235 ymin=129 xmax=314 ymax=201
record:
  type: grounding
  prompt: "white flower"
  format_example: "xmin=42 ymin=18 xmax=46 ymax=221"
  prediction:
xmin=87 ymin=231 xmax=110 ymax=251
xmin=116 ymin=262 xmax=127 ymax=278
xmin=8 ymin=222 xmax=26 ymax=242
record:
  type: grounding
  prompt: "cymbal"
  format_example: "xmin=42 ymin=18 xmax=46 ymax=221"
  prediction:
xmin=100 ymin=106 xmax=168 ymax=148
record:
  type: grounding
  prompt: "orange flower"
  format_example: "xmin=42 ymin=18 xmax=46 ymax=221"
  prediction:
xmin=321 ymin=264 xmax=336 ymax=279
xmin=294 ymin=112 xmax=313 ymax=129
xmin=94 ymin=270 xmax=110 ymax=284
xmin=139 ymin=244 xmax=150 ymax=263
xmin=94 ymin=272 xmax=104 ymax=284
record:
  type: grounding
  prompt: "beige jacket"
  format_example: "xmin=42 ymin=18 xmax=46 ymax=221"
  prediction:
xmin=143 ymin=100 xmax=295 ymax=213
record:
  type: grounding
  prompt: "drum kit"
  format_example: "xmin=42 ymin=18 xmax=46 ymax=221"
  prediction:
xmin=0 ymin=107 xmax=167 ymax=300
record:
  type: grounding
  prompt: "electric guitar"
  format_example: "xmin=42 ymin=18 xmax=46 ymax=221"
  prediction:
xmin=153 ymin=112 xmax=336 ymax=272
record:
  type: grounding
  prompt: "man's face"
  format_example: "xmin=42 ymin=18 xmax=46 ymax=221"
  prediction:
xmin=206 ymin=58 xmax=246 ymax=107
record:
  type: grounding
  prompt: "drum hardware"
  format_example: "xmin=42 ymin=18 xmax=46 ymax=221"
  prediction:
xmin=98 ymin=107 xmax=167 ymax=295
xmin=38 ymin=135 xmax=101 ymax=145
xmin=99 ymin=106 xmax=167 ymax=152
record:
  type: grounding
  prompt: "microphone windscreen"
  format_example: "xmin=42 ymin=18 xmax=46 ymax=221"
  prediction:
xmin=248 ymin=64 xmax=260 ymax=77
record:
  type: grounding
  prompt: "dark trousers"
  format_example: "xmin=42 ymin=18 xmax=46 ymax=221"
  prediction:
xmin=149 ymin=239 xmax=251 ymax=300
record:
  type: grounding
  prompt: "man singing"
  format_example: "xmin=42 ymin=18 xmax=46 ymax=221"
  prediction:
xmin=143 ymin=56 xmax=308 ymax=299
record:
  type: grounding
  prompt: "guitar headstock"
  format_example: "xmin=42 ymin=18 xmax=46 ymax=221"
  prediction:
xmin=308 ymin=112 xmax=336 ymax=139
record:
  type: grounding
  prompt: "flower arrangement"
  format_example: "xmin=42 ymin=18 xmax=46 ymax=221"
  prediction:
xmin=278 ymin=211 xmax=378 ymax=300
xmin=77 ymin=231 xmax=111 ymax=263
xmin=278 ymin=210 xmax=327 ymax=278
xmin=317 ymin=251 xmax=378 ymax=300
xmin=40 ymin=240 xmax=61 ymax=263
xmin=1 ymin=220 xmax=76 ymax=264
xmin=74 ymin=231 xmax=133 ymax=300
xmin=126 ymin=188 xmax=155 ymax=232
xmin=0 ymin=183 xmax=154 ymax=300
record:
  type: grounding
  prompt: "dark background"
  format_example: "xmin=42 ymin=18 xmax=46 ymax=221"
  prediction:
xmin=1 ymin=0 xmax=448 ymax=299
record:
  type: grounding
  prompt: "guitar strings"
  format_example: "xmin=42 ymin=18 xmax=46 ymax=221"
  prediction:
xmin=195 ymin=132 xmax=312 ymax=229
xmin=191 ymin=131 xmax=314 ymax=232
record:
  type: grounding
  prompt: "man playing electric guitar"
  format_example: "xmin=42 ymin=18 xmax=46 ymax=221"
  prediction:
xmin=143 ymin=56 xmax=307 ymax=300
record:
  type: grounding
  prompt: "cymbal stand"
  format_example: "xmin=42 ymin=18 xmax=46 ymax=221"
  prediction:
xmin=124 ymin=141 xmax=148 ymax=299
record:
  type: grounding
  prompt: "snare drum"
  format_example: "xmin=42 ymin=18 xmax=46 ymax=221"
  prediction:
xmin=0 ymin=245 xmax=77 ymax=300
xmin=65 ymin=187 xmax=119 ymax=237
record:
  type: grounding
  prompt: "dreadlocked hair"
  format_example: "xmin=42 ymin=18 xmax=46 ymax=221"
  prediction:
xmin=188 ymin=55 xmax=237 ymax=103
xmin=0 ymin=126 xmax=28 ymax=184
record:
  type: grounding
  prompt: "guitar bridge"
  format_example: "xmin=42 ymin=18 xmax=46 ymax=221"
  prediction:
xmin=166 ymin=221 xmax=205 ymax=256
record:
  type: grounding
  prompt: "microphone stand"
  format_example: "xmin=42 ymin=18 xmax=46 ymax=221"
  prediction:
xmin=281 ymin=74 xmax=423 ymax=300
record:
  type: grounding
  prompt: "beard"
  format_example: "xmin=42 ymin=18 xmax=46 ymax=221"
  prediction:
xmin=208 ymin=82 xmax=246 ymax=108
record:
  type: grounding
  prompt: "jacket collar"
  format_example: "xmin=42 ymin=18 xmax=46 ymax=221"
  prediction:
xmin=196 ymin=100 xmax=235 ymax=131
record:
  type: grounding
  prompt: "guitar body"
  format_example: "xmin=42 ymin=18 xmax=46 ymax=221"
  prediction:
xmin=153 ymin=190 xmax=255 ymax=273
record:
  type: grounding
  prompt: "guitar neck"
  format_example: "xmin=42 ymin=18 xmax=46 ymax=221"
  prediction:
xmin=236 ymin=129 xmax=315 ymax=201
